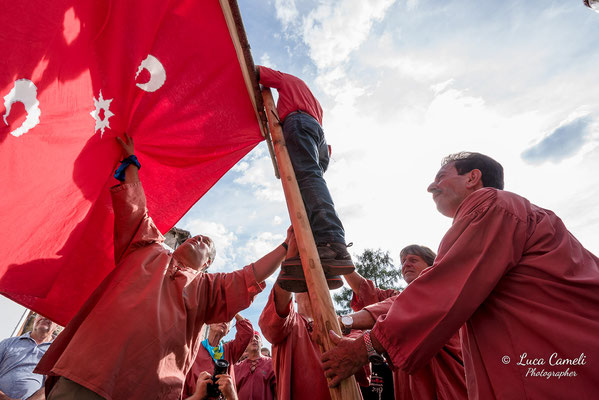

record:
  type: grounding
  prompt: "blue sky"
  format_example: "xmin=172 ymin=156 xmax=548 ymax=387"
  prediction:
xmin=2 ymin=1 xmax=598 ymax=346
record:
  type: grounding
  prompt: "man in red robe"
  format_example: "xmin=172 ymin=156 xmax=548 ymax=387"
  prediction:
xmin=185 ymin=314 xmax=253 ymax=397
xmin=322 ymin=152 xmax=599 ymax=399
xmin=342 ymin=245 xmax=467 ymax=399
xmin=234 ymin=331 xmax=276 ymax=400
xmin=35 ymin=135 xmax=292 ymax=400
xmin=259 ymin=267 xmax=370 ymax=400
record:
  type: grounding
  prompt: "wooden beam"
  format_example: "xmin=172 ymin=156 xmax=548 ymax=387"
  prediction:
xmin=262 ymin=88 xmax=361 ymax=400
xmin=218 ymin=0 xmax=279 ymax=178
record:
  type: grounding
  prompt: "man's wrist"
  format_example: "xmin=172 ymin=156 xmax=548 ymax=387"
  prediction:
xmin=369 ymin=329 xmax=386 ymax=355
xmin=355 ymin=335 xmax=370 ymax=365
xmin=340 ymin=315 xmax=353 ymax=335
xmin=363 ymin=330 xmax=385 ymax=365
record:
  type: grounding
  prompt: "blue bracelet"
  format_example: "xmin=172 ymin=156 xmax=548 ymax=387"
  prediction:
xmin=114 ymin=155 xmax=141 ymax=181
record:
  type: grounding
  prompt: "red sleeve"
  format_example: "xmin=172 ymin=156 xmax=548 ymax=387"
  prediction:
xmin=362 ymin=295 xmax=397 ymax=320
xmin=258 ymin=289 xmax=295 ymax=345
xmin=110 ymin=182 xmax=163 ymax=264
xmin=350 ymin=278 xmax=399 ymax=311
xmin=195 ymin=264 xmax=265 ymax=325
xmin=258 ymin=66 xmax=285 ymax=89
xmin=371 ymin=191 xmax=526 ymax=373
xmin=226 ymin=318 xmax=254 ymax=364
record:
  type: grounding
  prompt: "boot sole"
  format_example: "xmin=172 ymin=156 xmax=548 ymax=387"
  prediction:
xmin=282 ymin=259 xmax=355 ymax=275
xmin=277 ymin=278 xmax=343 ymax=292
xmin=278 ymin=264 xmax=343 ymax=292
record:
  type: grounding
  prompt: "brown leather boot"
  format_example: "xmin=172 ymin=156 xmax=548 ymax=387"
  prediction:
xmin=316 ymin=242 xmax=355 ymax=275
xmin=277 ymin=263 xmax=343 ymax=293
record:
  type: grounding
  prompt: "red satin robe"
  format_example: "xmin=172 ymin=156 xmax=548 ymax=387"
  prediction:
xmin=259 ymin=289 xmax=368 ymax=400
xmin=185 ymin=318 xmax=253 ymax=396
xmin=352 ymin=279 xmax=467 ymax=400
xmin=371 ymin=188 xmax=599 ymax=399
xmin=35 ymin=182 xmax=264 ymax=400
xmin=234 ymin=356 xmax=276 ymax=400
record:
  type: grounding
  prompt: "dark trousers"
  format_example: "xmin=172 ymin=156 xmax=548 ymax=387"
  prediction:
xmin=283 ymin=112 xmax=345 ymax=244
xmin=47 ymin=377 xmax=105 ymax=400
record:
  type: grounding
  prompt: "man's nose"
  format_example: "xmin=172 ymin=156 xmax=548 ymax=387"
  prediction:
xmin=427 ymin=182 xmax=436 ymax=193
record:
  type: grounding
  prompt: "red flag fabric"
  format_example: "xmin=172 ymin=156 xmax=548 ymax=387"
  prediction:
xmin=0 ymin=0 xmax=263 ymax=325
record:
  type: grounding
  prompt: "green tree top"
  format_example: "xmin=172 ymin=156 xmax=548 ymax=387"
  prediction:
xmin=333 ymin=248 xmax=404 ymax=315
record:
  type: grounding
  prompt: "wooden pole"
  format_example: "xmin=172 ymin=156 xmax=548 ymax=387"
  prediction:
xmin=218 ymin=0 xmax=280 ymax=179
xmin=13 ymin=309 xmax=32 ymax=337
xmin=262 ymin=88 xmax=361 ymax=400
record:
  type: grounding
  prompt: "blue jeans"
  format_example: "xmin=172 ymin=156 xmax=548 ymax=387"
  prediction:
xmin=283 ymin=112 xmax=345 ymax=245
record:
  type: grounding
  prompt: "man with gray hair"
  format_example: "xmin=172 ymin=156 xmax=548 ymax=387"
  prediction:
xmin=36 ymin=134 xmax=291 ymax=400
xmin=322 ymin=152 xmax=599 ymax=399
xmin=0 ymin=314 xmax=57 ymax=400
xmin=184 ymin=314 xmax=253 ymax=397
xmin=340 ymin=244 xmax=467 ymax=399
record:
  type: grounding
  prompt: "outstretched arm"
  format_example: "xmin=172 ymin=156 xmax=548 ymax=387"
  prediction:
xmin=252 ymin=226 xmax=295 ymax=283
xmin=228 ymin=315 xmax=253 ymax=364
xmin=115 ymin=133 xmax=140 ymax=184
xmin=339 ymin=309 xmax=377 ymax=331
xmin=259 ymin=285 xmax=295 ymax=345
xmin=343 ymin=271 xmax=366 ymax=295
xmin=273 ymin=282 xmax=293 ymax=317
xmin=111 ymin=133 xmax=160 ymax=263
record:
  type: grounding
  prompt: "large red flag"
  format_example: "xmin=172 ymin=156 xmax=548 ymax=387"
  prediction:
xmin=0 ymin=0 xmax=263 ymax=325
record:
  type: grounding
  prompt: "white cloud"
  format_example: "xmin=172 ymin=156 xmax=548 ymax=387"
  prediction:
xmin=180 ymin=219 xmax=237 ymax=272
xmin=431 ymin=79 xmax=455 ymax=94
xmin=232 ymin=161 xmax=249 ymax=172
xmin=405 ymin=0 xmax=419 ymax=11
xmin=259 ymin=53 xmax=275 ymax=69
xmin=239 ymin=231 xmax=285 ymax=265
xmin=274 ymin=0 xmax=299 ymax=30
xmin=233 ymin=147 xmax=284 ymax=202
xmin=211 ymin=0 xmax=599 ymax=348
xmin=301 ymin=0 xmax=397 ymax=70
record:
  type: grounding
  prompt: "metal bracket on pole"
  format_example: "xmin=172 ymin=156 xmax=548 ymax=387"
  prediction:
xmin=262 ymin=87 xmax=361 ymax=400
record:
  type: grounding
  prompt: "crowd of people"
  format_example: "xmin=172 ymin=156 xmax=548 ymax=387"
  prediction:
xmin=1 ymin=67 xmax=597 ymax=400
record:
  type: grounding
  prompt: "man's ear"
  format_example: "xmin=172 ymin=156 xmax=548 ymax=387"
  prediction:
xmin=466 ymin=169 xmax=483 ymax=189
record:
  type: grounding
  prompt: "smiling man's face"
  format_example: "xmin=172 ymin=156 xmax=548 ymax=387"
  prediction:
xmin=401 ymin=254 xmax=429 ymax=284
xmin=427 ymin=162 xmax=471 ymax=218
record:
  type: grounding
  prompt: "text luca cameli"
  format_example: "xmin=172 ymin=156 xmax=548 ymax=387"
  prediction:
xmin=516 ymin=352 xmax=587 ymax=379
